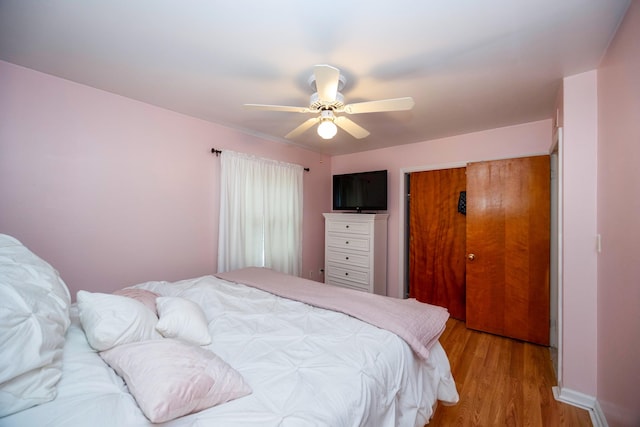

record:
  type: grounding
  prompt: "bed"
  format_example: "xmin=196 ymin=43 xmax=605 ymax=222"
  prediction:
xmin=0 ymin=233 xmax=458 ymax=426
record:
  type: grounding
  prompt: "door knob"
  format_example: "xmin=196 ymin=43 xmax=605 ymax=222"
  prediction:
xmin=467 ymin=253 xmax=476 ymax=261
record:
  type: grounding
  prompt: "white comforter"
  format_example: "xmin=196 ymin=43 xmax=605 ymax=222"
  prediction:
xmin=1 ymin=275 xmax=458 ymax=427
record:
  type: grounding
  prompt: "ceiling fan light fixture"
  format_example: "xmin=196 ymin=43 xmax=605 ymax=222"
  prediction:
xmin=317 ymin=120 xmax=338 ymax=139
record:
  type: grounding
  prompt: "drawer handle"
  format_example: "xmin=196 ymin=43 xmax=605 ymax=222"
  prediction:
xmin=345 ymin=256 xmax=349 ymax=260
xmin=345 ymin=272 xmax=349 ymax=276
xmin=345 ymin=241 xmax=349 ymax=244
xmin=346 ymin=225 xmax=349 ymax=229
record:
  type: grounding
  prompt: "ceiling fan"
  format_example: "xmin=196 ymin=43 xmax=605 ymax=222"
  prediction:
xmin=243 ymin=65 xmax=415 ymax=140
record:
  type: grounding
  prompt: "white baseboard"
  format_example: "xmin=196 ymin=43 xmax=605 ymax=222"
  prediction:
xmin=552 ymin=386 xmax=608 ymax=427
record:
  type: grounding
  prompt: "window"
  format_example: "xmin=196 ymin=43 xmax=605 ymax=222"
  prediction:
xmin=217 ymin=151 xmax=303 ymax=276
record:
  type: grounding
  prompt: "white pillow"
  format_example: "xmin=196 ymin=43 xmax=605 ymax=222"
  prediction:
xmin=77 ymin=290 xmax=161 ymax=351
xmin=100 ymin=339 xmax=252 ymax=423
xmin=0 ymin=234 xmax=71 ymax=417
xmin=155 ymin=297 xmax=212 ymax=345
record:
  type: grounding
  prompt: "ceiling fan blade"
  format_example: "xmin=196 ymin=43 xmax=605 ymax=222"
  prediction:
xmin=341 ymin=97 xmax=415 ymax=114
xmin=243 ymin=104 xmax=311 ymax=113
xmin=285 ymin=117 xmax=320 ymax=139
xmin=334 ymin=116 xmax=370 ymax=139
xmin=314 ymin=65 xmax=340 ymax=103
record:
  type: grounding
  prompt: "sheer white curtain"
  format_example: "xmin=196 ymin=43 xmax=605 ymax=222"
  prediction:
xmin=217 ymin=150 xmax=303 ymax=276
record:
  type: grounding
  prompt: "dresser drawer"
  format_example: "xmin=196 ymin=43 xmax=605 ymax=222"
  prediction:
xmin=326 ymin=249 xmax=370 ymax=268
xmin=326 ymin=234 xmax=370 ymax=252
xmin=326 ymin=263 xmax=369 ymax=285
xmin=326 ymin=276 xmax=369 ymax=292
xmin=326 ymin=220 xmax=371 ymax=235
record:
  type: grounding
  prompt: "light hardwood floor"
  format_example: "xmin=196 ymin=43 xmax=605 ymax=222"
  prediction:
xmin=427 ymin=319 xmax=592 ymax=426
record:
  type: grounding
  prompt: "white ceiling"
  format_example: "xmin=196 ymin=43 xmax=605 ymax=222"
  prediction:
xmin=0 ymin=0 xmax=630 ymax=156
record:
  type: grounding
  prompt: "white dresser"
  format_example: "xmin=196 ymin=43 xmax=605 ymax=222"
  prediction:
xmin=323 ymin=213 xmax=389 ymax=295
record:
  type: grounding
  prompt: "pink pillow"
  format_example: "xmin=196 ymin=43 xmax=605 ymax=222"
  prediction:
xmin=113 ymin=288 xmax=159 ymax=314
xmin=99 ymin=339 xmax=252 ymax=423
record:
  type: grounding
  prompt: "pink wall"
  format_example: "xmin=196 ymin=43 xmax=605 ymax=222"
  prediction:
xmin=0 ymin=60 xmax=331 ymax=298
xmin=596 ymin=1 xmax=640 ymax=424
xmin=561 ymin=71 xmax=599 ymax=397
xmin=331 ymin=119 xmax=552 ymax=298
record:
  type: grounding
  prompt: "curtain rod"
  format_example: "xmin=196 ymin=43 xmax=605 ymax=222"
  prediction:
xmin=211 ymin=148 xmax=309 ymax=172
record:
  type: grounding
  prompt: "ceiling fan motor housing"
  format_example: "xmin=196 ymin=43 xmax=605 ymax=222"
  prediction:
xmin=309 ymin=92 xmax=344 ymax=110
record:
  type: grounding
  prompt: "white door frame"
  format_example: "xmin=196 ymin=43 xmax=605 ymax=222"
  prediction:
xmin=550 ymin=127 xmax=564 ymax=386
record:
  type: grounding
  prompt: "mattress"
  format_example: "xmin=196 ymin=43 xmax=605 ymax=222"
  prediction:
xmin=0 ymin=275 xmax=458 ymax=427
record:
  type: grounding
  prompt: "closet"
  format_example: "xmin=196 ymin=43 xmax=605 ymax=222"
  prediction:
xmin=408 ymin=155 xmax=550 ymax=346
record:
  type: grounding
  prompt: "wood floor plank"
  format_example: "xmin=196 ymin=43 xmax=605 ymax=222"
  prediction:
xmin=427 ymin=319 xmax=592 ymax=426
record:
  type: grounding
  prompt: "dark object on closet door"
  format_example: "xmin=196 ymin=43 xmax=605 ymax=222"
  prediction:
xmin=457 ymin=191 xmax=466 ymax=215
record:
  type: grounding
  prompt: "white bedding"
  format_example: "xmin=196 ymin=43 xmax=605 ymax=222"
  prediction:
xmin=1 ymin=275 xmax=458 ymax=427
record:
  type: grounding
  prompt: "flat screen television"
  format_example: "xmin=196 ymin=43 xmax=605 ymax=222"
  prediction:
xmin=332 ymin=170 xmax=388 ymax=212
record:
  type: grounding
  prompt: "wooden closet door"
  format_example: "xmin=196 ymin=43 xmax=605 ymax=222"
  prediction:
xmin=409 ymin=168 xmax=466 ymax=320
xmin=466 ymin=156 xmax=550 ymax=345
